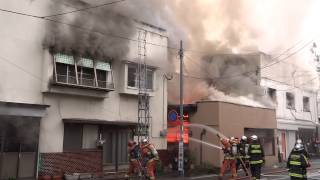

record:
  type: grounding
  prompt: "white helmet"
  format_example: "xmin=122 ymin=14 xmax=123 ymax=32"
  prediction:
xmin=241 ymin=136 xmax=247 ymax=141
xmin=294 ymin=143 xmax=303 ymax=151
xmin=251 ymin=135 xmax=258 ymax=141
xmin=142 ymin=138 xmax=148 ymax=144
xmin=296 ymin=139 xmax=302 ymax=144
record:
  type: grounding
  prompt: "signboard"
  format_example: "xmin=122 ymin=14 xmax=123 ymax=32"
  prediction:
xmin=168 ymin=110 xmax=178 ymax=122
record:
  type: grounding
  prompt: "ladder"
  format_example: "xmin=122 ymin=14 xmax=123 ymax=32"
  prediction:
xmin=137 ymin=29 xmax=151 ymax=143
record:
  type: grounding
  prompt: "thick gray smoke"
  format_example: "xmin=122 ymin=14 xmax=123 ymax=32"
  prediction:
xmin=42 ymin=0 xmax=318 ymax=106
xmin=44 ymin=0 xmax=135 ymax=60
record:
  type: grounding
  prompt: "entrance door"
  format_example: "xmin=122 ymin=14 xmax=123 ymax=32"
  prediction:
xmin=0 ymin=117 xmax=39 ymax=179
xmin=102 ymin=127 xmax=130 ymax=172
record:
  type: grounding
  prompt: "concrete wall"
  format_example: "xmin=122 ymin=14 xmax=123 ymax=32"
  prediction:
xmin=261 ymin=78 xmax=318 ymax=131
xmin=189 ymin=101 xmax=278 ymax=167
xmin=0 ymin=0 xmax=168 ymax=152
xmin=218 ymin=102 xmax=278 ymax=167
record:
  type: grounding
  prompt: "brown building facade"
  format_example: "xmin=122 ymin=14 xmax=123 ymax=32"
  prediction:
xmin=189 ymin=101 xmax=278 ymax=168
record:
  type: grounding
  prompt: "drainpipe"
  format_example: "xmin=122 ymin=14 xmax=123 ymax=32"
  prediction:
xmin=200 ymin=129 xmax=206 ymax=165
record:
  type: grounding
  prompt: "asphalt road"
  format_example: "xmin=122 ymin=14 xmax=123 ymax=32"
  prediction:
xmin=159 ymin=159 xmax=320 ymax=180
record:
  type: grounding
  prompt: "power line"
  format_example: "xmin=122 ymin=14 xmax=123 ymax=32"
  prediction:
xmin=43 ymin=0 xmax=126 ymax=18
xmin=0 ymin=7 xmax=175 ymax=49
xmin=0 ymin=8 xmax=44 ymax=19
xmin=0 ymin=7 xmax=302 ymax=57
xmin=0 ymin=55 xmax=42 ymax=81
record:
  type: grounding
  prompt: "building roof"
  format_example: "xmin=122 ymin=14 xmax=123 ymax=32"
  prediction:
xmin=196 ymin=100 xmax=275 ymax=110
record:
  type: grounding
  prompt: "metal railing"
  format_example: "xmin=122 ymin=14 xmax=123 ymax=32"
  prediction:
xmin=56 ymin=74 xmax=114 ymax=90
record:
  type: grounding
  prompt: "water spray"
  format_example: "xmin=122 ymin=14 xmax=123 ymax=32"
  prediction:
xmin=187 ymin=123 xmax=228 ymax=139
xmin=189 ymin=137 xmax=222 ymax=150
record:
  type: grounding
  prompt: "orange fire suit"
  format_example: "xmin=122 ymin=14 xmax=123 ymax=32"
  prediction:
xmin=220 ymin=138 xmax=237 ymax=179
xmin=127 ymin=144 xmax=140 ymax=176
xmin=141 ymin=143 xmax=159 ymax=180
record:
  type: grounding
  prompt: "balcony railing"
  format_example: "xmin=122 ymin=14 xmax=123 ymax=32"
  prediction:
xmin=55 ymin=74 xmax=114 ymax=90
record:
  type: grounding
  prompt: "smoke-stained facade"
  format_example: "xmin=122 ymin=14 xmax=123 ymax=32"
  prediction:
xmin=0 ymin=0 xmax=169 ymax=178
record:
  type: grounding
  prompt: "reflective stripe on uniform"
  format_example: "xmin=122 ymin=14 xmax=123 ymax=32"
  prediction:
xmin=289 ymin=161 xmax=301 ymax=166
xmin=251 ymin=150 xmax=262 ymax=154
xmin=251 ymin=145 xmax=261 ymax=148
xmin=250 ymin=160 xmax=263 ymax=164
xmin=225 ymin=156 xmax=235 ymax=160
xmin=288 ymin=173 xmax=304 ymax=178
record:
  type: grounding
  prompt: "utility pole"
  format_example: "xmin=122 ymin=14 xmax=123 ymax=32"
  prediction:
xmin=178 ymin=40 xmax=184 ymax=176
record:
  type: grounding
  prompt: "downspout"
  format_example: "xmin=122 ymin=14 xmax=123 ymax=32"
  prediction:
xmin=200 ymin=129 xmax=206 ymax=165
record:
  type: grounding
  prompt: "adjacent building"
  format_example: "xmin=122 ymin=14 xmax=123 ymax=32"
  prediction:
xmin=188 ymin=101 xmax=278 ymax=168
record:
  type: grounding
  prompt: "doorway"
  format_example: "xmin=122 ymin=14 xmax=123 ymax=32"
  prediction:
xmin=0 ymin=117 xmax=39 ymax=179
xmin=102 ymin=126 xmax=130 ymax=172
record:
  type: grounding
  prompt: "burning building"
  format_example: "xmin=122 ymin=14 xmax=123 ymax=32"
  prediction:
xmin=0 ymin=1 xmax=169 ymax=179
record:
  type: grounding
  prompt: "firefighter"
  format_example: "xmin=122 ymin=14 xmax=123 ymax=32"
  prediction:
xmin=295 ymin=139 xmax=310 ymax=160
xmin=125 ymin=140 xmax=140 ymax=178
xmin=218 ymin=135 xmax=237 ymax=179
xmin=248 ymin=135 xmax=265 ymax=180
xmin=141 ymin=138 xmax=159 ymax=180
xmin=237 ymin=136 xmax=250 ymax=176
xmin=287 ymin=143 xmax=310 ymax=180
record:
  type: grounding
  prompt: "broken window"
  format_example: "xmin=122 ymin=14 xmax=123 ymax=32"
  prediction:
xmin=53 ymin=53 xmax=114 ymax=89
xmin=286 ymin=92 xmax=295 ymax=110
xmin=267 ymin=88 xmax=277 ymax=103
xmin=127 ymin=63 xmax=154 ymax=90
xmin=303 ymin=96 xmax=310 ymax=112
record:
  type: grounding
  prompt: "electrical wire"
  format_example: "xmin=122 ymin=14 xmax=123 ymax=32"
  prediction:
xmin=42 ymin=0 xmax=126 ymax=18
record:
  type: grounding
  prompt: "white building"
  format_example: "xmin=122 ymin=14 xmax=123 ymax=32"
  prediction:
xmin=260 ymin=54 xmax=318 ymax=160
xmin=0 ymin=1 xmax=168 ymax=178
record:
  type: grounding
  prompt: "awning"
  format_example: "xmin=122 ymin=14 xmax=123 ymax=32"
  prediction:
xmin=63 ymin=118 xmax=138 ymax=127
xmin=0 ymin=101 xmax=50 ymax=117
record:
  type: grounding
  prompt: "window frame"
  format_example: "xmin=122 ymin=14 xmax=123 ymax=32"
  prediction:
xmin=286 ymin=92 xmax=295 ymax=110
xmin=303 ymin=96 xmax=310 ymax=112
xmin=267 ymin=88 xmax=277 ymax=103
xmin=53 ymin=53 xmax=114 ymax=90
xmin=126 ymin=63 xmax=155 ymax=91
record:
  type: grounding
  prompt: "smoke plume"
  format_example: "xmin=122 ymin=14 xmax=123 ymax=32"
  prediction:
xmin=44 ymin=0 xmax=135 ymax=60
xmin=43 ymin=0 xmax=319 ymax=105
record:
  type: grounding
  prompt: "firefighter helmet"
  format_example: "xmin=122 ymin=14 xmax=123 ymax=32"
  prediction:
xmin=241 ymin=136 xmax=247 ymax=141
xmin=142 ymin=138 xmax=149 ymax=144
xmin=251 ymin=135 xmax=258 ymax=141
xmin=294 ymin=143 xmax=303 ymax=151
xmin=296 ymin=139 xmax=302 ymax=144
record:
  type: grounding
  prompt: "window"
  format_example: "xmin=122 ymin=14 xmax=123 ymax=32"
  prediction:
xmin=63 ymin=124 xmax=99 ymax=151
xmin=303 ymin=96 xmax=310 ymax=112
xmin=63 ymin=123 xmax=83 ymax=151
xmin=267 ymin=88 xmax=277 ymax=103
xmin=53 ymin=53 xmax=114 ymax=90
xmin=127 ymin=63 xmax=154 ymax=90
xmin=286 ymin=92 xmax=295 ymax=110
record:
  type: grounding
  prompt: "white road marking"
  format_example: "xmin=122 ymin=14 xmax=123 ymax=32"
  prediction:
xmin=189 ymin=174 xmax=218 ymax=179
